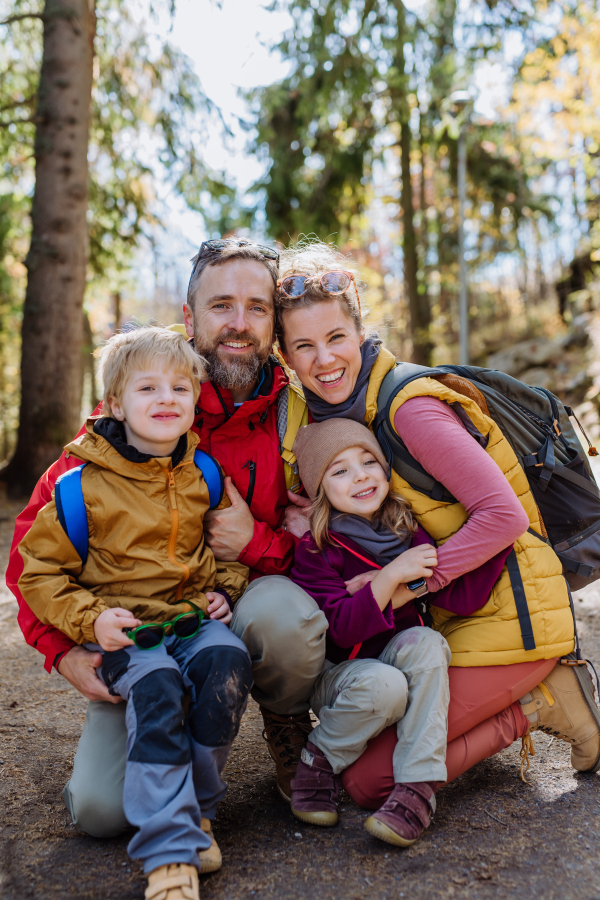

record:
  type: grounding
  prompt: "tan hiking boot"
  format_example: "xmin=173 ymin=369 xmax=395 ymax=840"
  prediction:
xmin=145 ymin=863 xmax=199 ymax=900
xmin=198 ymin=818 xmax=221 ymax=874
xmin=260 ymin=707 xmax=313 ymax=803
xmin=519 ymin=656 xmax=600 ymax=773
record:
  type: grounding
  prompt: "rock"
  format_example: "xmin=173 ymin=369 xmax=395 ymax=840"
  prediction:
xmin=518 ymin=367 xmax=557 ymax=391
xmin=487 ymin=338 xmax=562 ymax=377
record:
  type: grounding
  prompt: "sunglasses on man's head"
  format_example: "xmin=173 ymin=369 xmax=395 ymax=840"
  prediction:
xmin=198 ymin=239 xmax=279 ymax=262
xmin=278 ymin=270 xmax=362 ymax=318
xmin=125 ymin=602 xmax=205 ymax=650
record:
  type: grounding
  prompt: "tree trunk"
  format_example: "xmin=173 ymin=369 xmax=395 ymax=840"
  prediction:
xmin=400 ymin=120 xmax=432 ymax=365
xmin=4 ymin=0 xmax=95 ymax=497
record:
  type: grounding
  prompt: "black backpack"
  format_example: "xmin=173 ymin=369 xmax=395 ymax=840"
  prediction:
xmin=375 ymin=362 xmax=600 ymax=601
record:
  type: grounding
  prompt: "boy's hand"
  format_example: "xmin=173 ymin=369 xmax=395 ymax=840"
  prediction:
xmin=206 ymin=592 xmax=232 ymax=625
xmin=94 ymin=608 xmax=142 ymax=652
xmin=387 ymin=544 xmax=437 ymax=584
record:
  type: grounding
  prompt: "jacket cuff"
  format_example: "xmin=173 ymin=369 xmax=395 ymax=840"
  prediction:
xmin=238 ymin=520 xmax=290 ymax=570
xmin=214 ymin=588 xmax=233 ymax=610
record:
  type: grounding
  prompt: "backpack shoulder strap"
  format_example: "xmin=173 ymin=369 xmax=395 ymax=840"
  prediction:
xmin=277 ymin=383 xmax=308 ymax=493
xmin=374 ymin=363 xmax=455 ymax=503
xmin=55 ymin=464 xmax=89 ymax=564
xmin=194 ymin=449 xmax=225 ymax=509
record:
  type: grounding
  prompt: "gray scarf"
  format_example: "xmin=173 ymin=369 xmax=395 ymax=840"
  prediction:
xmin=330 ymin=511 xmax=412 ymax=567
xmin=304 ymin=335 xmax=382 ymax=424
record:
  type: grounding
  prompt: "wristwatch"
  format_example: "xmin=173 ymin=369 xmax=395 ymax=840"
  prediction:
xmin=406 ymin=577 xmax=429 ymax=598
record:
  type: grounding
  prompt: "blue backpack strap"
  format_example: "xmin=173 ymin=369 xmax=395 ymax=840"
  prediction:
xmin=54 ymin=464 xmax=89 ymax=565
xmin=194 ymin=449 xmax=224 ymax=509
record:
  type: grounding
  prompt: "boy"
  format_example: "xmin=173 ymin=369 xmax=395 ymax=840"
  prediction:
xmin=19 ymin=326 xmax=252 ymax=900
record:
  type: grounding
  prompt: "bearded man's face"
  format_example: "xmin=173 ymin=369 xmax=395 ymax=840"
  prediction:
xmin=183 ymin=259 xmax=275 ymax=391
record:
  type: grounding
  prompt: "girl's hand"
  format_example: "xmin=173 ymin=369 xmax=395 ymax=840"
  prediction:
xmin=94 ymin=608 xmax=142 ymax=652
xmin=206 ymin=592 xmax=232 ymax=625
xmin=344 ymin=570 xmax=378 ymax=596
xmin=387 ymin=544 xmax=437 ymax=583
xmin=391 ymin=584 xmax=416 ymax=610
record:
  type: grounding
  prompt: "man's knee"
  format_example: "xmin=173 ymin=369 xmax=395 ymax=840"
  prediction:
xmin=231 ymin=576 xmax=328 ymax=663
xmin=63 ymin=780 xmax=127 ymax=838
xmin=187 ymin=645 xmax=253 ymax=746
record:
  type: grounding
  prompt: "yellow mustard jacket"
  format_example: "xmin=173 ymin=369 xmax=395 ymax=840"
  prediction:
xmin=19 ymin=420 xmax=248 ymax=645
xmin=363 ymin=347 xmax=574 ymax=666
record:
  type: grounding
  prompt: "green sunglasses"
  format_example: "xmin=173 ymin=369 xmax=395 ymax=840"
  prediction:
xmin=126 ymin=602 xmax=205 ymax=650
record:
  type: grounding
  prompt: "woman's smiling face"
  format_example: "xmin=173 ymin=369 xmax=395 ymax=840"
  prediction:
xmin=280 ymin=298 xmax=364 ymax=404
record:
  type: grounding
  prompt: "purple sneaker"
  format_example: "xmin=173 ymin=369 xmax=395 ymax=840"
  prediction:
xmin=364 ymin=782 xmax=437 ymax=847
xmin=290 ymin=740 xmax=340 ymax=826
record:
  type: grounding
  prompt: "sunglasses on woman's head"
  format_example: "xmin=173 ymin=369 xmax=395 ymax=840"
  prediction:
xmin=278 ymin=270 xmax=362 ymax=318
xmin=126 ymin=602 xmax=205 ymax=650
xmin=198 ymin=239 xmax=279 ymax=262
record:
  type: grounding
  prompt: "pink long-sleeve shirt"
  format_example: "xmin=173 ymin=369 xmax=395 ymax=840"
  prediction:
xmin=394 ymin=396 xmax=530 ymax=592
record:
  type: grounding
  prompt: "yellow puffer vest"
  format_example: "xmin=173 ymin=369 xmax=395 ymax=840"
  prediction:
xmin=365 ymin=348 xmax=574 ymax=666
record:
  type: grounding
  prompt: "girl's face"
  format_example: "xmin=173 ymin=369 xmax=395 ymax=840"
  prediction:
xmin=280 ymin=298 xmax=364 ymax=405
xmin=321 ymin=446 xmax=388 ymax=520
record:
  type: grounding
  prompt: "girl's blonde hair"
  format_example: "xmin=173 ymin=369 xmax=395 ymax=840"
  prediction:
xmin=276 ymin=239 xmax=364 ymax=350
xmin=309 ymin=485 xmax=417 ymax=552
xmin=97 ymin=326 xmax=206 ymax=416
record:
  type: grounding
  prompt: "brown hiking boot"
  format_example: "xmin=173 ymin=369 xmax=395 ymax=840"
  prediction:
xmin=519 ymin=655 xmax=600 ymax=773
xmin=260 ymin=707 xmax=313 ymax=802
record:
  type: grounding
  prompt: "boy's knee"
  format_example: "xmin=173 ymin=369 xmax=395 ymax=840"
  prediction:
xmin=63 ymin=781 xmax=127 ymax=838
xmin=129 ymin=668 xmax=190 ymax=765
xmin=187 ymin=646 xmax=253 ymax=747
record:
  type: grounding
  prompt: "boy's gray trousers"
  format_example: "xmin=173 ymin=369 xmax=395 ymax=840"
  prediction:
xmin=62 ymin=576 xmax=328 ymax=838
xmin=83 ymin=620 xmax=252 ymax=874
xmin=309 ymin=627 xmax=451 ymax=784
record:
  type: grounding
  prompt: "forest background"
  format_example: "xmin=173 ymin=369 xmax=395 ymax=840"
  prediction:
xmin=1 ymin=0 xmax=599 ymax=496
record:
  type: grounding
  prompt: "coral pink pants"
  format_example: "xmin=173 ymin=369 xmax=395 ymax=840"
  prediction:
xmin=341 ymin=659 xmax=556 ymax=808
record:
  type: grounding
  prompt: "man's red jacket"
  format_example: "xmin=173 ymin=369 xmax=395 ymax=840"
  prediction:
xmin=6 ymin=359 xmax=298 ymax=672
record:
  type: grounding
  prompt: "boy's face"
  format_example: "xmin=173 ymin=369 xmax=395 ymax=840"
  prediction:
xmin=109 ymin=364 xmax=196 ymax=458
xmin=321 ymin=446 xmax=388 ymax=521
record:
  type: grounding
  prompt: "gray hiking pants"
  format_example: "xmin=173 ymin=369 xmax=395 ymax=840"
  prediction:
xmin=73 ymin=621 xmax=251 ymax=873
xmin=62 ymin=576 xmax=328 ymax=838
xmin=310 ymin=627 xmax=451 ymax=784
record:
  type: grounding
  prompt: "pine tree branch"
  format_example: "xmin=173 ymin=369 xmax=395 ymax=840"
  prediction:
xmin=0 ymin=95 xmax=37 ymax=115
xmin=0 ymin=12 xmax=44 ymax=27
xmin=0 ymin=116 xmax=40 ymax=128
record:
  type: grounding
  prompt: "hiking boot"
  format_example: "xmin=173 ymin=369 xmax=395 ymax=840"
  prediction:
xmin=519 ymin=656 xmax=600 ymax=773
xmin=260 ymin=707 xmax=313 ymax=803
xmin=290 ymin=740 xmax=340 ymax=826
xmin=198 ymin=817 xmax=221 ymax=874
xmin=364 ymin=782 xmax=437 ymax=848
xmin=145 ymin=863 xmax=199 ymax=900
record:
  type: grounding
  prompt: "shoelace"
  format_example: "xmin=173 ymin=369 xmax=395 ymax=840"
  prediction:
xmin=262 ymin=717 xmax=313 ymax=768
xmin=520 ymin=733 xmax=535 ymax=783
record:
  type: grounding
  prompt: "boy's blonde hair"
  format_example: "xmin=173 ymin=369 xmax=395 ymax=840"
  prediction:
xmin=97 ymin=326 xmax=205 ymax=416
xmin=309 ymin=486 xmax=416 ymax=552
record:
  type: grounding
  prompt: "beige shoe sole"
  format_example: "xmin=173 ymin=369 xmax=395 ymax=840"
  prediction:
xmin=291 ymin=805 xmax=338 ymax=827
xmin=199 ymin=819 xmax=222 ymax=874
xmin=364 ymin=815 xmax=417 ymax=847
xmin=277 ymin=782 xmax=292 ymax=804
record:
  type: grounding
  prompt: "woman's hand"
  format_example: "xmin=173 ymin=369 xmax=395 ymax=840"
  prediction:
xmin=344 ymin=570 xmax=378 ymax=596
xmin=93 ymin=608 xmax=142 ymax=652
xmin=206 ymin=592 xmax=232 ymax=625
xmin=282 ymin=490 xmax=312 ymax=539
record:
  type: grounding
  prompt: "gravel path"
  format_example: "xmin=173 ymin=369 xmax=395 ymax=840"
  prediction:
xmin=1 ymin=487 xmax=600 ymax=900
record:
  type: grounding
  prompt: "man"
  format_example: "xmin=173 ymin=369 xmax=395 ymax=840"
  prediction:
xmin=7 ymin=238 xmax=327 ymax=844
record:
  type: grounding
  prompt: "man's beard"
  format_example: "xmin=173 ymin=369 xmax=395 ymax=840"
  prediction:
xmin=195 ymin=329 xmax=272 ymax=391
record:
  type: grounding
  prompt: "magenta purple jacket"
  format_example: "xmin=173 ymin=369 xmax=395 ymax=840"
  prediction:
xmin=291 ymin=525 xmax=512 ymax=664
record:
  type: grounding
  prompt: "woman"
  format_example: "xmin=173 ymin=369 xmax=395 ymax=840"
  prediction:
xmin=276 ymin=241 xmax=600 ymax=809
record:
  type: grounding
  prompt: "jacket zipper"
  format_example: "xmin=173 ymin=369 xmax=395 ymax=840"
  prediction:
xmin=166 ymin=468 xmax=191 ymax=601
xmin=243 ymin=460 xmax=256 ymax=509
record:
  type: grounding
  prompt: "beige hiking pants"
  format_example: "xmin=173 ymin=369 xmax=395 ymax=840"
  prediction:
xmin=310 ymin=627 xmax=451 ymax=784
xmin=62 ymin=576 xmax=328 ymax=837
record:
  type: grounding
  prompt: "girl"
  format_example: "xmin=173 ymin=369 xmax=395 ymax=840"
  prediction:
xmin=290 ymin=418 xmax=511 ymax=847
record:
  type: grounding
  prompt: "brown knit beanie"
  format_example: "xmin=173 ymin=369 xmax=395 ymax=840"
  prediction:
xmin=293 ymin=418 xmax=389 ymax=500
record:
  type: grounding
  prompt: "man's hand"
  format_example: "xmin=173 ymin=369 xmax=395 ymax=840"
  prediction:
xmin=94 ymin=608 xmax=142 ymax=652
xmin=204 ymin=477 xmax=255 ymax=560
xmin=344 ymin=570 xmax=378 ymax=596
xmin=56 ymin=645 xmax=123 ymax=704
xmin=206 ymin=591 xmax=232 ymax=625
xmin=282 ymin=490 xmax=311 ymax=539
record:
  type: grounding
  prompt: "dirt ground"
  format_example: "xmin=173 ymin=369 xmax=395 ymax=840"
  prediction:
xmin=2 ymin=487 xmax=600 ymax=900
